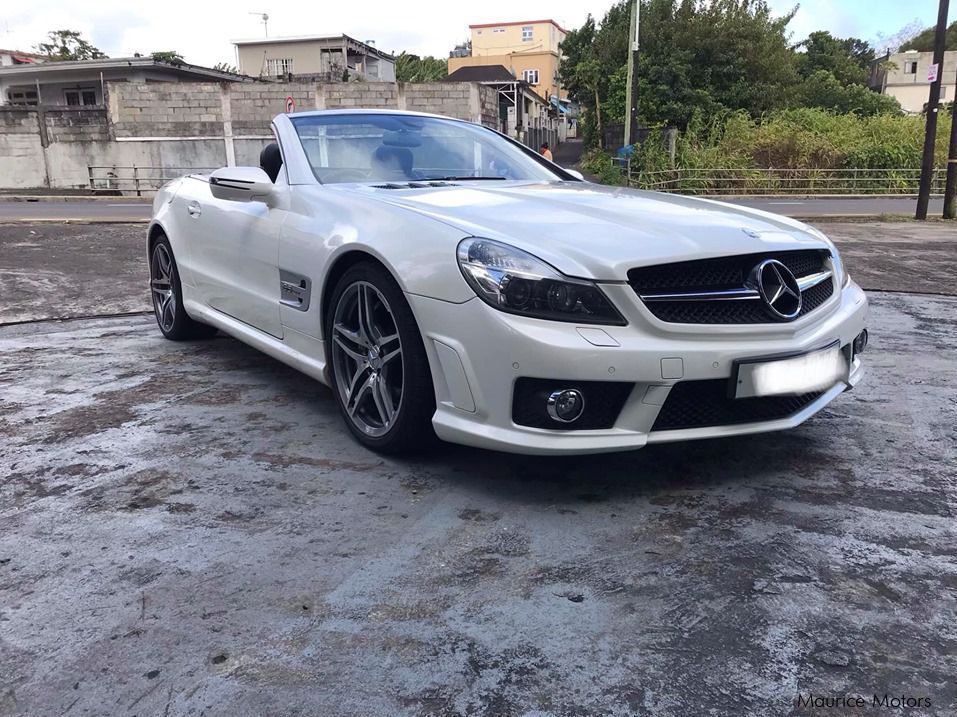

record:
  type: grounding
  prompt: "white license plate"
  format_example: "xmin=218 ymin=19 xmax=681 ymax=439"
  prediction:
xmin=733 ymin=343 xmax=847 ymax=399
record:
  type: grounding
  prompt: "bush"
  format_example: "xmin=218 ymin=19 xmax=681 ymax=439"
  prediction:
xmin=581 ymin=150 xmax=626 ymax=185
xmin=609 ymin=108 xmax=951 ymax=194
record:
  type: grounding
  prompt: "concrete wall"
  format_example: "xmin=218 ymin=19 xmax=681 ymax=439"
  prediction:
xmin=0 ymin=80 xmax=500 ymax=190
xmin=0 ymin=108 xmax=46 ymax=187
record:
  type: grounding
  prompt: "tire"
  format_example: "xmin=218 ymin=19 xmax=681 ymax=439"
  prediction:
xmin=325 ymin=262 xmax=436 ymax=454
xmin=149 ymin=234 xmax=217 ymax=341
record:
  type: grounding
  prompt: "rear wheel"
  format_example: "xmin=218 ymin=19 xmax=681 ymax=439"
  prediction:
xmin=326 ymin=262 xmax=436 ymax=453
xmin=150 ymin=235 xmax=216 ymax=341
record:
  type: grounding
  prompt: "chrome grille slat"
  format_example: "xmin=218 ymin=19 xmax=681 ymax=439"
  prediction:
xmin=641 ymin=287 xmax=760 ymax=302
xmin=796 ymin=270 xmax=832 ymax=291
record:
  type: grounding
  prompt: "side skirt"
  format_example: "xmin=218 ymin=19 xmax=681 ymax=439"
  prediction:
xmin=183 ymin=298 xmax=330 ymax=387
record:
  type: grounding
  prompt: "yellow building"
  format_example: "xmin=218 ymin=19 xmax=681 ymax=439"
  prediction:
xmin=447 ymin=19 xmax=567 ymax=102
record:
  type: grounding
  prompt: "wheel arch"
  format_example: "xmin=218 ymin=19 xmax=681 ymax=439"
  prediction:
xmin=147 ymin=221 xmax=167 ymax=255
xmin=319 ymin=248 xmax=398 ymax=339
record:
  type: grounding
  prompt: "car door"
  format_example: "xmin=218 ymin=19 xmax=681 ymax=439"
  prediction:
xmin=187 ymin=175 xmax=286 ymax=340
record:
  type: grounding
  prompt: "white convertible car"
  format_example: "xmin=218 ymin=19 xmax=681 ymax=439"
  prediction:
xmin=148 ymin=110 xmax=868 ymax=454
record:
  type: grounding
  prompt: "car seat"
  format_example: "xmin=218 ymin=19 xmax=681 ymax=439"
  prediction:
xmin=371 ymin=145 xmax=415 ymax=179
xmin=260 ymin=142 xmax=283 ymax=183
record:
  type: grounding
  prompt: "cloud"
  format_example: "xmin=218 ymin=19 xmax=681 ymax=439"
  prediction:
xmin=3 ymin=0 xmax=605 ymax=64
xmin=2 ymin=0 xmax=939 ymax=68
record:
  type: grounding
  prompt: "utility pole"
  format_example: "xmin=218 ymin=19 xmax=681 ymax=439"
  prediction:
xmin=916 ymin=0 xmax=950 ymax=220
xmin=623 ymin=0 xmax=640 ymax=147
xmin=945 ymin=62 xmax=957 ymax=218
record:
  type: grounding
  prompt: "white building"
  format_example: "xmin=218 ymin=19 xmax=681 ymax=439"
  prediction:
xmin=873 ymin=50 xmax=957 ymax=114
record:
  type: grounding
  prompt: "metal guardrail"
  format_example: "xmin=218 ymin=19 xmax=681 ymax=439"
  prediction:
xmin=623 ymin=166 xmax=948 ymax=196
xmin=88 ymin=166 xmax=215 ymax=195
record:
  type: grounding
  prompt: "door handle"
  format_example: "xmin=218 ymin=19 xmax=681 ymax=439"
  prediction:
xmin=186 ymin=201 xmax=202 ymax=218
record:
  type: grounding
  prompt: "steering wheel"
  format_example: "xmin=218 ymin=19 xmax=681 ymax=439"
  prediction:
xmin=320 ymin=168 xmax=372 ymax=183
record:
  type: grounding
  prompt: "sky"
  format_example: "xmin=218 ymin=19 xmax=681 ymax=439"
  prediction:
xmin=0 ymin=0 xmax=948 ymax=68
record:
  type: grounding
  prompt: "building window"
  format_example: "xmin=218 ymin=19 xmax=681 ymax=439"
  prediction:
xmin=522 ymin=26 xmax=533 ymax=41
xmin=266 ymin=58 xmax=293 ymax=75
xmin=65 ymin=89 xmax=97 ymax=106
xmin=7 ymin=90 xmax=38 ymax=106
xmin=904 ymin=60 xmax=918 ymax=75
xmin=523 ymin=69 xmax=539 ymax=85
xmin=941 ymin=86 xmax=948 ymax=100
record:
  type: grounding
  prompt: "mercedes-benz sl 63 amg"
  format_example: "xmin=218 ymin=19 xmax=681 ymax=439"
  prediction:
xmin=147 ymin=110 xmax=868 ymax=454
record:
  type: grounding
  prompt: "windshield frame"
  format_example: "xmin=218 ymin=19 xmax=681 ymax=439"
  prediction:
xmin=289 ymin=112 xmax=578 ymax=185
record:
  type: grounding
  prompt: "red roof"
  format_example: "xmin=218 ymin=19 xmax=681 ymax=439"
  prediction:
xmin=469 ymin=19 xmax=568 ymax=34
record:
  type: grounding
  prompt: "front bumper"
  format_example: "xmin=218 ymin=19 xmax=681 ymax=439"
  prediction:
xmin=409 ymin=280 xmax=869 ymax=455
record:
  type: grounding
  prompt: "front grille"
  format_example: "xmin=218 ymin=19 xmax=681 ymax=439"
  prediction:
xmin=629 ymin=250 xmax=834 ymax=324
xmin=651 ymin=379 xmax=824 ymax=432
xmin=512 ymin=378 xmax=633 ymax=431
xmin=800 ymin=277 xmax=834 ymax=315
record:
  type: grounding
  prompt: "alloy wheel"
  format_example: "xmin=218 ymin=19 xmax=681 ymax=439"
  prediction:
xmin=150 ymin=243 xmax=176 ymax=332
xmin=331 ymin=281 xmax=404 ymax=437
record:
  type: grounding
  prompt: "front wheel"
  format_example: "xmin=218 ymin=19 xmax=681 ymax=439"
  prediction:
xmin=326 ymin=262 xmax=436 ymax=453
xmin=149 ymin=235 xmax=216 ymax=341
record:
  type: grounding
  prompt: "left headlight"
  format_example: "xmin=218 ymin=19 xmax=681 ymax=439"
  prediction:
xmin=457 ymin=237 xmax=626 ymax=326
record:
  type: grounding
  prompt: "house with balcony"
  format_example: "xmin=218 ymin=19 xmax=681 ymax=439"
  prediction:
xmin=232 ymin=35 xmax=395 ymax=82
xmin=447 ymin=19 xmax=567 ymax=104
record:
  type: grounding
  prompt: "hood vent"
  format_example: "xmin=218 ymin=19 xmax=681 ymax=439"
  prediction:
xmin=372 ymin=181 xmax=459 ymax=190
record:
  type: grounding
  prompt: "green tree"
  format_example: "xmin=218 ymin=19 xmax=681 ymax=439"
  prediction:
xmin=793 ymin=70 xmax=902 ymax=116
xmin=395 ymin=52 xmax=448 ymax=82
xmin=212 ymin=62 xmax=239 ymax=74
xmin=35 ymin=30 xmax=107 ymax=61
xmin=557 ymin=15 xmax=596 ymax=104
xmin=151 ymin=51 xmax=184 ymax=65
xmin=577 ymin=56 xmax=607 ymax=146
xmin=900 ymin=21 xmax=957 ymax=52
xmin=797 ymin=31 xmax=875 ymax=86
xmin=635 ymin=0 xmax=799 ymax=128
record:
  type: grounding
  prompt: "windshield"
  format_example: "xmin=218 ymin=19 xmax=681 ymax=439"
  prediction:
xmin=291 ymin=113 xmax=561 ymax=184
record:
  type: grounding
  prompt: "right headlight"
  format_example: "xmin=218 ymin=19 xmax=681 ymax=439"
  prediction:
xmin=456 ymin=238 xmax=626 ymax=326
xmin=807 ymin=226 xmax=849 ymax=287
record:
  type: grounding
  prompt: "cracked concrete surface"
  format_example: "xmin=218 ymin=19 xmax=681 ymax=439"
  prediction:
xmin=1 ymin=221 xmax=956 ymax=716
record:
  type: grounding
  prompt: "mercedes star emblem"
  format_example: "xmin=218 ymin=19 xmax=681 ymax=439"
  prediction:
xmin=750 ymin=259 xmax=802 ymax=320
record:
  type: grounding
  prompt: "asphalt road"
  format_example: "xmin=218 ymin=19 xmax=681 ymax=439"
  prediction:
xmin=725 ymin=195 xmax=946 ymax=217
xmin=1 ymin=221 xmax=956 ymax=715
xmin=0 ymin=195 xmax=948 ymax=221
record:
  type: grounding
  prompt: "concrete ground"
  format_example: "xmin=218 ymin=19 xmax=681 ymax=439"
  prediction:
xmin=1 ymin=221 xmax=956 ymax=716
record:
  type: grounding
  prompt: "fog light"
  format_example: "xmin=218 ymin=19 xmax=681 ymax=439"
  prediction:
xmin=547 ymin=389 xmax=585 ymax=423
xmin=853 ymin=330 xmax=868 ymax=356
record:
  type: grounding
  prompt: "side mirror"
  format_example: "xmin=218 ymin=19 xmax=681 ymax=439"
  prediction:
xmin=563 ymin=168 xmax=585 ymax=181
xmin=209 ymin=166 xmax=276 ymax=204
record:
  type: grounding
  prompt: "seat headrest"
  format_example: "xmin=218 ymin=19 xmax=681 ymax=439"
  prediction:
xmin=259 ymin=142 xmax=283 ymax=183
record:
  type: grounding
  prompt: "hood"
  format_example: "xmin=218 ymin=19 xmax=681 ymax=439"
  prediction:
xmin=352 ymin=181 xmax=833 ymax=281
